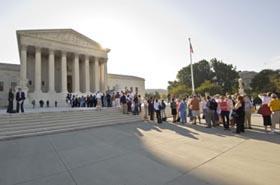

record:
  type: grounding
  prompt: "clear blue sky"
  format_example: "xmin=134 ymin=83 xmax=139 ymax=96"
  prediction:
xmin=0 ymin=0 xmax=279 ymax=89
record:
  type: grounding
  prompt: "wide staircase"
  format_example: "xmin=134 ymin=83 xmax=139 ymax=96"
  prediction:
xmin=0 ymin=108 xmax=142 ymax=140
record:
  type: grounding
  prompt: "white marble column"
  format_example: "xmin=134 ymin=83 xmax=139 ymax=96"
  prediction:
xmin=100 ymin=61 xmax=105 ymax=92
xmin=61 ymin=51 xmax=68 ymax=93
xmin=34 ymin=47 xmax=42 ymax=93
xmin=90 ymin=59 xmax=95 ymax=92
xmin=20 ymin=45 xmax=27 ymax=88
xmin=94 ymin=57 xmax=100 ymax=91
xmin=48 ymin=49 xmax=55 ymax=93
xmin=104 ymin=59 xmax=108 ymax=92
xmin=84 ymin=55 xmax=90 ymax=93
xmin=73 ymin=53 xmax=80 ymax=93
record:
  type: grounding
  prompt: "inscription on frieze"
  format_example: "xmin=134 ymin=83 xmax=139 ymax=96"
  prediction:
xmin=23 ymin=31 xmax=101 ymax=50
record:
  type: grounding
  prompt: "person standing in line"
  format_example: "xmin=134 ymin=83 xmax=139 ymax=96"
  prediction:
xmin=258 ymin=92 xmax=272 ymax=133
xmin=133 ymin=95 xmax=139 ymax=115
xmin=96 ymin=91 xmax=102 ymax=111
xmin=143 ymin=98 xmax=148 ymax=120
xmin=244 ymin=95 xmax=253 ymax=129
xmin=16 ymin=88 xmax=25 ymax=113
xmin=201 ymin=96 xmax=208 ymax=121
xmin=160 ymin=99 xmax=167 ymax=121
xmin=234 ymin=96 xmax=245 ymax=134
xmin=138 ymin=95 xmax=142 ymax=112
xmin=268 ymin=93 xmax=280 ymax=134
xmin=148 ymin=97 xmax=154 ymax=121
xmin=189 ymin=95 xmax=200 ymax=124
xmin=120 ymin=93 xmax=128 ymax=114
xmin=219 ymin=95 xmax=230 ymax=130
xmin=154 ymin=99 xmax=162 ymax=123
xmin=206 ymin=96 xmax=217 ymax=128
xmin=178 ymin=98 xmax=187 ymax=124
xmin=115 ymin=92 xmax=121 ymax=108
xmin=7 ymin=88 xmax=14 ymax=113
xmin=170 ymin=98 xmax=177 ymax=123
xmin=111 ymin=92 xmax=116 ymax=107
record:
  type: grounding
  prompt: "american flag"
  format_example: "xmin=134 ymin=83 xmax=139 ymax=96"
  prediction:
xmin=189 ymin=38 xmax=194 ymax=53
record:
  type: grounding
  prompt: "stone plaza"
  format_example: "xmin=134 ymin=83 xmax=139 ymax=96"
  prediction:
xmin=0 ymin=113 xmax=279 ymax=185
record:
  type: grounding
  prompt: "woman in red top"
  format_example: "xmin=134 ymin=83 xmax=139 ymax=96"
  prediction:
xmin=219 ymin=96 xmax=230 ymax=130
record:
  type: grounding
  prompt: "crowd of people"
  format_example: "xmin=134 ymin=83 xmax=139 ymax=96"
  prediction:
xmin=66 ymin=91 xmax=143 ymax=114
xmin=6 ymin=87 xmax=280 ymax=135
xmin=141 ymin=93 xmax=280 ymax=134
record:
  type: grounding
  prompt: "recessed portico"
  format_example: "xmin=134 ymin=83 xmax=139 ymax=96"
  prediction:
xmin=17 ymin=29 xmax=110 ymax=103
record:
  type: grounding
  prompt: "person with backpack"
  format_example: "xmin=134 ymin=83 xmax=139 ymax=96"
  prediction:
xmin=206 ymin=96 xmax=218 ymax=128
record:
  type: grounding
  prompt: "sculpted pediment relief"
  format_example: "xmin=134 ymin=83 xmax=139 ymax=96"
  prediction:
xmin=19 ymin=29 xmax=102 ymax=50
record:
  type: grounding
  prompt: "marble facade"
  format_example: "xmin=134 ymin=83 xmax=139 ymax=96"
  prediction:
xmin=0 ymin=29 xmax=145 ymax=107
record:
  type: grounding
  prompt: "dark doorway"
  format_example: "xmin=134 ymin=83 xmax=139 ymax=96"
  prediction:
xmin=67 ymin=75 xmax=73 ymax=93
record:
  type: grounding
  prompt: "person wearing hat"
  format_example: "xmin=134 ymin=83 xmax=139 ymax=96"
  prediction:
xmin=268 ymin=93 xmax=280 ymax=133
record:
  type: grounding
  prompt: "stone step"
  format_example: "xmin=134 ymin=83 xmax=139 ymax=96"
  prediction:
xmin=0 ymin=116 xmax=140 ymax=136
xmin=0 ymin=111 xmax=125 ymax=125
xmin=0 ymin=114 xmax=137 ymax=130
xmin=0 ymin=108 xmax=142 ymax=140
xmin=0 ymin=108 xmax=120 ymax=121
xmin=0 ymin=117 xmax=139 ymax=141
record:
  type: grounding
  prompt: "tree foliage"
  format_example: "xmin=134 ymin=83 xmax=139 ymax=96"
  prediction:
xmin=168 ymin=84 xmax=191 ymax=98
xmin=145 ymin=91 xmax=161 ymax=99
xmin=251 ymin=69 xmax=280 ymax=93
xmin=176 ymin=60 xmax=214 ymax=88
xmin=210 ymin=58 xmax=239 ymax=93
xmin=196 ymin=80 xmax=223 ymax=96
xmin=168 ymin=58 xmax=239 ymax=96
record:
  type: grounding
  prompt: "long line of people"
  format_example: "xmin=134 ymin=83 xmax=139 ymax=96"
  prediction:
xmin=142 ymin=93 xmax=280 ymax=134
xmin=66 ymin=91 xmax=122 ymax=108
xmin=65 ymin=90 xmax=280 ymax=135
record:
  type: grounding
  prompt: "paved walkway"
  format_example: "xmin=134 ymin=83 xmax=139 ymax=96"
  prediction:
xmin=0 ymin=114 xmax=279 ymax=185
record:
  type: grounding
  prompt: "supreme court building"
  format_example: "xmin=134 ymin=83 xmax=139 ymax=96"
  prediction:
xmin=0 ymin=29 xmax=145 ymax=107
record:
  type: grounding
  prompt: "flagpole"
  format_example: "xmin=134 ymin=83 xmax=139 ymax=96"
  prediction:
xmin=188 ymin=38 xmax=195 ymax=94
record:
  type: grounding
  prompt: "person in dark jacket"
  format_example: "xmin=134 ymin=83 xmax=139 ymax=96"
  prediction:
xmin=148 ymin=97 xmax=154 ymax=121
xmin=7 ymin=88 xmax=14 ymax=113
xmin=170 ymin=98 xmax=177 ymax=123
xmin=16 ymin=88 xmax=25 ymax=113
xmin=234 ymin=96 xmax=245 ymax=134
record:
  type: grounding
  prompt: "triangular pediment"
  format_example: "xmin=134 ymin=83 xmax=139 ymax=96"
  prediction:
xmin=17 ymin=29 xmax=102 ymax=50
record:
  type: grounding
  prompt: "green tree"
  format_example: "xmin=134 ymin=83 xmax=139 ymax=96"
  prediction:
xmin=167 ymin=80 xmax=180 ymax=92
xmin=272 ymin=73 xmax=280 ymax=92
xmin=196 ymin=80 xmax=222 ymax=96
xmin=210 ymin=58 xmax=239 ymax=93
xmin=168 ymin=84 xmax=191 ymax=98
xmin=144 ymin=91 xmax=161 ymax=99
xmin=251 ymin=69 xmax=280 ymax=92
xmin=176 ymin=60 xmax=214 ymax=88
